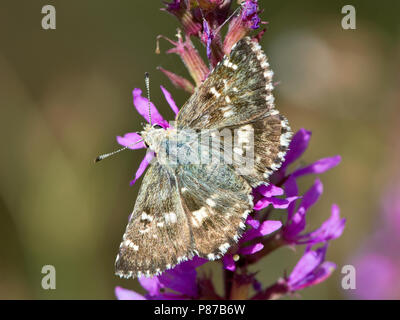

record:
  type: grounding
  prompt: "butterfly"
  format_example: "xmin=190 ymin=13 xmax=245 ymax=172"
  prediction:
xmin=114 ymin=36 xmax=292 ymax=279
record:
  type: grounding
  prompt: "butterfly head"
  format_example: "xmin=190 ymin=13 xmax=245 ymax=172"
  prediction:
xmin=140 ymin=123 xmax=166 ymax=152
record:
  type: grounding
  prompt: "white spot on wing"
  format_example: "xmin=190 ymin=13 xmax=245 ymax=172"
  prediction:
xmin=206 ymin=198 xmax=216 ymax=207
xmin=223 ymin=110 xmax=235 ymax=118
xmin=164 ymin=212 xmax=177 ymax=224
xmin=219 ymin=242 xmax=230 ymax=254
xmin=192 ymin=207 xmax=209 ymax=227
xmin=210 ymin=86 xmax=221 ymax=98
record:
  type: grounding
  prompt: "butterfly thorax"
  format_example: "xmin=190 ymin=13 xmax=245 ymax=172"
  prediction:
xmin=141 ymin=125 xmax=203 ymax=167
xmin=140 ymin=124 xmax=170 ymax=154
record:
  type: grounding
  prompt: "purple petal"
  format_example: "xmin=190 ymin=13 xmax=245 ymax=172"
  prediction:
xmin=299 ymin=178 xmax=323 ymax=212
xmin=160 ymin=85 xmax=179 ymax=115
xmin=288 ymin=245 xmax=327 ymax=288
xmin=284 ymin=179 xmax=323 ymax=239
xmin=117 ymin=132 xmax=146 ymax=149
xmin=271 ymin=196 xmax=299 ymax=209
xmin=178 ymin=256 xmax=208 ymax=270
xmin=284 ymin=209 xmax=306 ymax=240
xmin=115 ymin=286 xmax=146 ymax=300
xmin=256 ymin=184 xmax=284 ymax=197
xmin=281 ymin=129 xmax=311 ymax=170
xmin=253 ymin=197 xmax=272 ymax=211
xmin=242 ymin=220 xmax=282 ymax=242
xmin=246 ymin=216 xmax=260 ymax=229
xmin=158 ymin=257 xmax=207 ymax=297
xmin=284 ymin=175 xmax=299 ymax=219
xmin=202 ymin=19 xmax=214 ymax=59
xmin=254 ymin=196 xmax=298 ymax=211
xmin=129 ymin=151 xmax=155 ymax=186
xmin=239 ymin=243 xmax=264 ymax=255
xmin=290 ymin=261 xmax=336 ymax=291
xmin=132 ymin=88 xmax=169 ymax=128
xmin=138 ymin=276 xmax=164 ymax=296
xmin=222 ymin=254 xmax=236 ymax=271
xmin=292 ymin=155 xmax=341 ymax=178
xmin=258 ymin=220 xmax=283 ymax=236
xmin=298 ymin=204 xmax=346 ymax=245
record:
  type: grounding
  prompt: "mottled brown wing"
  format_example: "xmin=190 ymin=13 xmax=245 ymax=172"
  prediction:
xmin=175 ymin=37 xmax=292 ymax=187
xmin=176 ymin=36 xmax=277 ymax=130
xmin=115 ymin=162 xmax=194 ymax=279
xmin=175 ymin=162 xmax=253 ymax=260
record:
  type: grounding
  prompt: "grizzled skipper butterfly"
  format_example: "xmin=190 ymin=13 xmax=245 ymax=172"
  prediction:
xmin=98 ymin=37 xmax=291 ymax=279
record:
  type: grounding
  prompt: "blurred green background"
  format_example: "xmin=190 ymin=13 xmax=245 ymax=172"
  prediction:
xmin=0 ymin=0 xmax=399 ymax=299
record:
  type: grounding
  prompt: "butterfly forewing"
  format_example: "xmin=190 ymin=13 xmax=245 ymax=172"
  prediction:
xmin=115 ymin=162 xmax=193 ymax=278
xmin=176 ymin=37 xmax=276 ymax=130
xmin=175 ymin=163 xmax=253 ymax=260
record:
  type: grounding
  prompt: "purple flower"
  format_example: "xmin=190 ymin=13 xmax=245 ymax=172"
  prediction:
xmin=117 ymin=86 xmax=179 ymax=186
xmin=275 ymin=128 xmax=341 ymax=180
xmin=241 ymin=0 xmax=261 ymax=30
xmin=253 ymin=184 xmax=299 ymax=210
xmin=282 ymin=179 xmax=346 ymax=245
xmin=116 ymin=257 xmax=207 ymax=300
xmin=286 ymin=245 xmax=336 ymax=292
xmin=222 ymin=216 xmax=282 ymax=271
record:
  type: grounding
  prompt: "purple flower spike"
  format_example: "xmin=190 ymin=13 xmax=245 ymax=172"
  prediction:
xmin=287 ymin=245 xmax=336 ymax=292
xmin=112 ymin=0 xmax=344 ymax=299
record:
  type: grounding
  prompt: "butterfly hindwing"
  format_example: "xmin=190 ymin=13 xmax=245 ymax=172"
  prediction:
xmin=175 ymin=162 xmax=253 ymax=259
xmin=226 ymin=114 xmax=292 ymax=187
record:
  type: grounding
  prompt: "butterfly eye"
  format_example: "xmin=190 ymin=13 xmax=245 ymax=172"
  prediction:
xmin=153 ymin=124 xmax=163 ymax=129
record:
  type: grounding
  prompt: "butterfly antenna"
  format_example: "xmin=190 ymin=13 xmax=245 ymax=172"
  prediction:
xmin=215 ymin=3 xmax=243 ymax=34
xmin=145 ymin=72 xmax=152 ymax=126
xmin=94 ymin=139 xmax=144 ymax=163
